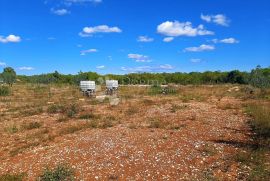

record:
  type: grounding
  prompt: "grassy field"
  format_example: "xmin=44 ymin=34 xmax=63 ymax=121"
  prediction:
xmin=0 ymin=83 xmax=269 ymax=180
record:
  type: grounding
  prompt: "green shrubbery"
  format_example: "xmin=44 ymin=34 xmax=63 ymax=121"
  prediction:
xmin=38 ymin=164 xmax=74 ymax=181
xmin=0 ymin=86 xmax=10 ymax=96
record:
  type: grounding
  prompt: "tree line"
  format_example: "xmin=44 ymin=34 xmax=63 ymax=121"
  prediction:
xmin=1 ymin=66 xmax=270 ymax=88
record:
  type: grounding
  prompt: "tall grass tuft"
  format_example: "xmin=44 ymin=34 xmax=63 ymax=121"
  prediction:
xmin=247 ymin=104 xmax=270 ymax=138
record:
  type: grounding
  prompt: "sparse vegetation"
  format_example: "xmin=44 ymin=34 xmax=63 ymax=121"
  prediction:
xmin=38 ymin=164 xmax=74 ymax=181
xmin=246 ymin=104 xmax=270 ymax=138
xmin=0 ymin=79 xmax=269 ymax=180
xmin=22 ymin=121 xmax=42 ymax=130
xmin=0 ymin=173 xmax=25 ymax=181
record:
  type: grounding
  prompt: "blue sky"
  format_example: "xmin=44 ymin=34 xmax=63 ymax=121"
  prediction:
xmin=0 ymin=0 xmax=270 ymax=75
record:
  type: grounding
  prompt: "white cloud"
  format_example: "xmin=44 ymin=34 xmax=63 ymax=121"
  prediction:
xmin=200 ymin=14 xmax=211 ymax=22
xmin=159 ymin=64 xmax=173 ymax=69
xmin=121 ymin=64 xmax=174 ymax=73
xmin=128 ymin=53 xmax=151 ymax=62
xmin=0 ymin=35 xmax=21 ymax=43
xmin=220 ymin=38 xmax=239 ymax=44
xmin=96 ymin=65 xmax=105 ymax=69
xmin=80 ymin=48 xmax=98 ymax=55
xmin=0 ymin=61 xmax=7 ymax=67
xmin=18 ymin=67 xmax=34 ymax=70
xmin=190 ymin=58 xmax=202 ymax=63
xmin=212 ymin=38 xmax=239 ymax=44
xmin=137 ymin=36 xmax=154 ymax=42
xmin=51 ymin=8 xmax=70 ymax=15
xmin=163 ymin=37 xmax=174 ymax=42
xmin=157 ymin=21 xmax=214 ymax=37
xmin=184 ymin=44 xmax=215 ymax=52
xmin=65 ymin=0 xmax=102 ymax=4
xmin=79 ymin=25 xmax=122 ymax=37
xmin=201 ymin=14 xmax=230 ymax=26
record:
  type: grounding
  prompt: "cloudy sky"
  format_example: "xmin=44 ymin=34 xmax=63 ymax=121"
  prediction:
xmin=0 ymin=0 xmax=270 ymax=75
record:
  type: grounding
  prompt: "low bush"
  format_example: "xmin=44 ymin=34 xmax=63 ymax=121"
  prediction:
xmin=38 ymin=164 xmax=74 ymax=181
xmin=47 ymin=104 xmax=64 ymax=114
xmin=0 ymin=86 xmax=10 ymax=96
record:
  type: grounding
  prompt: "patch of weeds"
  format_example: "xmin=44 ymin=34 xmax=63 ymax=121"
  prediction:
xmin=47 ymin=104 xmax=64 ymax=114
xmin=38 ymin=164 xmax=74 ymax=181
xmin=202 ymin=169 xmax=217 ymax=181
xmin=148 ymin=85 xmax=174 ymax=95
xmin=5 ymin=124 xmax=18 ymax=134
xmin=0 ymin=86 xmax=10 ymax=96
xmin=0 ymin=173 xmax=26 ymax=181
xmin=180 ymin=95 xmax=194 ymax=103
xmin=10 ymin=142 xmax=40 ymax=156
xmin=100 ymin=119 xmax=114 ymax=129
xmin=79 ymin=113 xmax=98 ymax=120
xmin=234 ymin=148 xmax=270 ymax=181
xmin=22 ymin=107 xmax=43 ymax=116
xmin=148 ymin=118 xmax=163 ymax=128
xmin=200 ymin=144 xmax=217 ymax=156
xmin=22 ymin=121 xmax=42 ymax=130
xmin=246 ymin=104 xmax=270 ymax=137
xmin=85 ymin=120 xmax=98 ymax=128
xmin=170 ymin=104 xmax=188 ymax=113
xmin=169 ymin=123 xmax=183 ymax=130
xmin=125 ymin=106 xmax=138 ymax=115
xmin=60 ymin=125 xmax=83 ymax=135
xmin=66 ymin=104 xmax=79 ymax=118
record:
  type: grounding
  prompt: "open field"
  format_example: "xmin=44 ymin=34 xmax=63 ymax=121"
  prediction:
xmin=0 ymin=84 xmax=269 ymax=180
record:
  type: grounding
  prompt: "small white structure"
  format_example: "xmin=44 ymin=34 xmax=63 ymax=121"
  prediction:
xmin=80 ymin=81 xmax=96 ymax=96
xmin=106 ymin=80 xmax=118 ymax=95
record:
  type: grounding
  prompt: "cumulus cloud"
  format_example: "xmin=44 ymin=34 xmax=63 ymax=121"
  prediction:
xmin=184 ymin=44 xmax=215 ymax=52
xmin=121 ymin=64 xmax=174 ymax=73
xmin=0 ymin=61 xmax=7 ymax=67
xmin=80 ymin=48 xmax=98 ymax=55
xmin=96 ymin=65 xmax=105 ymax=69
xmin=137 ymin=36 xmax=154 ymax=42
xmin=0 ymin=35 xmax=21 ymax=43
xmin=128 ymin=53 xmax=151 ymax=62
xmin=201 ymin=14 xmax=230 ymax=26
xmin=51 ymin=8 xmax=70 ymax=15
xmin=18 ymin=67 xmax=34 ymax=70
xmin=212 ymin=38 xmax=239 ymax=44
xmin=79 ymin=25 xmax=122 ymax=37
xmin=157 ymin=21 xmax=214 ymax=37
xmin=163 ymin=37 xmax=174 ymax=42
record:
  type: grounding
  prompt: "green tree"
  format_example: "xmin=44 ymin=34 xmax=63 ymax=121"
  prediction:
xmin=2 ymin=67 xmax=16 ymax=86
xmin=249 ymin=66 xmax=270 ymax=88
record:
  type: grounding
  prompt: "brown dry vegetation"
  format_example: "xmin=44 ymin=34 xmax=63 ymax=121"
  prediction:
xmin=0 ymin=83 xmax=269 ymax=180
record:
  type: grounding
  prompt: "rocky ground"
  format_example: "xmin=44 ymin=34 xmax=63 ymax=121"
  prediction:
xmin=0 ymin=88 xmax=254 ymax=180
